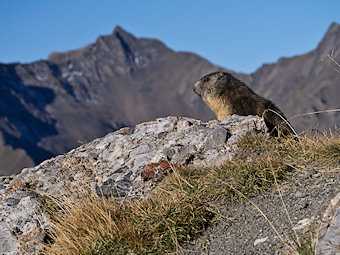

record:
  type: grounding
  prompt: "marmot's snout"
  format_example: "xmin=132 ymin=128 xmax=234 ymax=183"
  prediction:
xmin=193 ymin=80 xmax=202 ymax=97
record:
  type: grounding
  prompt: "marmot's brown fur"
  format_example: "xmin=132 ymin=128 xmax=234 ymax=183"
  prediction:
xmin=193 ymin=72 xmax=294 ymax=135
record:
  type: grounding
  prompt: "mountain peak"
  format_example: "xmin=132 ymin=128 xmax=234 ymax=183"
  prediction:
xmin=113 ymin=25 xmax=129 ymax=35
xmin=112 ymin=26 xmax=136 ymax=41
xmin=47 ymin=26 xmax=135 ymax=62
xmin=315 ymin=22 xmax=340 ymax=55
xmin=328 ymin=22 xmax=340 ymax=33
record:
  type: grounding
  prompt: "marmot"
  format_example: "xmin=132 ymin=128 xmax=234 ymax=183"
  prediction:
xmin=193 ymin=71 xmax=294 ymax=135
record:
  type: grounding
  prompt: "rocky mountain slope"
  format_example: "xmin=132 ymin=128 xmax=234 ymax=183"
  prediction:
xmin=0 ymin=23 xmax=339 ymax=175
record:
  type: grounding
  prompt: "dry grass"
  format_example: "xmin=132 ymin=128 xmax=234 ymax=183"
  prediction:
xmin=42 ymin=181 xmax=212 ymax=254
xmin=41 ymin=132 xmax=340 ymax=254
xmin=239 ymin=132 xmax=340 ymax=170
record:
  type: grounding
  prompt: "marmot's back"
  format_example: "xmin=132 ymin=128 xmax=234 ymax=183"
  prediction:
xmin=193 ymin=72 xmax=294 ymax=135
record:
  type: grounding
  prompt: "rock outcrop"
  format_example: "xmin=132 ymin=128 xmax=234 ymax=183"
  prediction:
xmin=316 ymin=192 xmax=340 ymax=255
xmin=0 ymin=115 xmax=267 ymax=254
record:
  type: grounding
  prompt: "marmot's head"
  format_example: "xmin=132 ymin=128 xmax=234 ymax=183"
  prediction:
xmin=193 ymin=72 xmax=237 ymax=119
xmin=193 ymin=72 xmax=229 ymax=99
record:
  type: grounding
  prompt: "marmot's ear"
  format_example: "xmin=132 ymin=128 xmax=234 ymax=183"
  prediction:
xmin=217 ymin=72 xmax=227 ymax=84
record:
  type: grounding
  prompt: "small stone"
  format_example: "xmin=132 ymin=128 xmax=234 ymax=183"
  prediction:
xmin=254 ymin=237 xmax=269 ymax=246
xmin=295 ymin=191 xmax=306 ymax=198
xmin=205 ymin=128 xmax=230 ymax=150
xmin=301 ymin=169 xmax=317 ymax=179
xmin=164 ymin=148 xmax=175 ymax=160
xmin=293 ymin=218 xmax=311 ymax=230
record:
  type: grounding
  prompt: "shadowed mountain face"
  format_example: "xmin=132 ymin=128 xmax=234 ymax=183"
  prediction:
xmin=0 ymin=23 xmax=339 ymax=175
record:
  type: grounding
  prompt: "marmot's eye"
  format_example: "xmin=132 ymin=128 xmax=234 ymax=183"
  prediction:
xmin=203 ymin=77 xmax=210 ymax=82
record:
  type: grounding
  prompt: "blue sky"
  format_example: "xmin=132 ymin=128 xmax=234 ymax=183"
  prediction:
xmin=0 ymin=0 xmax=339 ymax=73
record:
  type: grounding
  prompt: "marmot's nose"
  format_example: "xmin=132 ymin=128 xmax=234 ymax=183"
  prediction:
xmin=193 ymin=81 xmax=201 ymax=95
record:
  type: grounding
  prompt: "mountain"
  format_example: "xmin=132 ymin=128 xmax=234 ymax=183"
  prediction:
xmin=248 ymin=22 xmax=340 ymax=132
xmin=0 ymin=23 xmax=339 ymax=175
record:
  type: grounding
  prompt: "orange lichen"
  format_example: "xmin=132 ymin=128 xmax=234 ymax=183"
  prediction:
xmin=141 ymin=161 xmax=171 ymax=181
xmin=118 ymin=129 xmax=129 ymax=134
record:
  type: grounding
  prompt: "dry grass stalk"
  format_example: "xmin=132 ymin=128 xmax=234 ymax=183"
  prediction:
xmin=327 ymin=49 xmax=340 ymax=73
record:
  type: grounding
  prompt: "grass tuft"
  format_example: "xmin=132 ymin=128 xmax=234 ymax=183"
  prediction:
xmin=296 ymin=241 xmax=315 ymax=255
